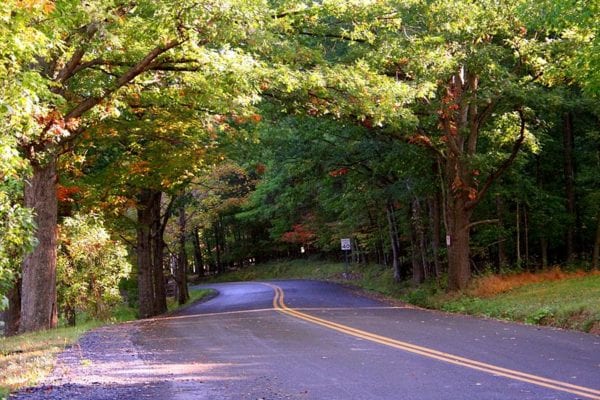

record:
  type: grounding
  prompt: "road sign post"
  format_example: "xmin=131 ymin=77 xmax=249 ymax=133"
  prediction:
xmin=341 ymin=238 xmax=351 ymax=278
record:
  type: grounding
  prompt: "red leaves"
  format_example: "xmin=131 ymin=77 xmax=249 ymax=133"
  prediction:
xmin=328 ymin=167 xmax=349 ymax=177
xmin=35 ymin=110 xmax=79 ymax=138
xmin=408 ymin=134 xmax=432 ymax=146
xmin=467 ymin=188 xmax=478 ymax=201
xmin=56 ymin=184 xmax=80 ymax=203
xmin=255 ymin=163 xmax=266 ymax=175
xmin=451 ymin=173 xmax=478 ymax=201
xmin=281 ymin=224 xmax=316 ymax=244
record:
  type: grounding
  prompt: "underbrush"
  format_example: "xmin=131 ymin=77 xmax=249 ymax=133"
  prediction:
xmin=0 ymin=288 xmax=212 ymax=398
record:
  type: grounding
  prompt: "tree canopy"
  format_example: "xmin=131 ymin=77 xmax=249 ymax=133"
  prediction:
xmin=1 ymin=0 xmax=599 ymax=333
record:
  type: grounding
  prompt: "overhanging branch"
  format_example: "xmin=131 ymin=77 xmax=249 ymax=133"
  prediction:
xmin=466 ymin=109 xmax=526 ymax=211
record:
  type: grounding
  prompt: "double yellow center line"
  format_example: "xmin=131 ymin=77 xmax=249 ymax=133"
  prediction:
xmin=264 ymin=283 xmax=600 ymax=400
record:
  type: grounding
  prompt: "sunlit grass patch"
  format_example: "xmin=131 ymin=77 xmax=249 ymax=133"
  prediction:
xmin=466 ymin=267 xmax=599 ymax=297
xmin=0 ymin=321 xmax=100 ymax=398
xmin=440 ymin=273 xmax=600 ymax=332
xmin=167 ymin=288 xmax=214 ymax=312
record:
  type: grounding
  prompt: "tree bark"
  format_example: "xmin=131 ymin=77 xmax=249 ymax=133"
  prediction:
xmin=524 ymin=205 xmax=530 ymax=270
xmin=214 ymin=221 xmax=222 ymax=274
xmin=541 ymin=238 xmax=549 ymax=269
xmin=20 ymin=160 xmax=58 ymax=333
xmin=563 ymin=112 xmax=576 ymax=262
xmin=411 ymin=198 xmax=426 ymax=284
xmin=176 ymin=208 xmax=189 ymax=305
xmin=6 ymin=278 xmax=21 ymax=336
xmin=136 ymin=189 xmax=166 ymax=318
xmin=428 ymin=194 xmax=442 ymax=278
xmin=151 ymin=195 xmax=167 ymax=315
xmin=386 ymin=202 xmax=401 ymax=281
xmin=516 ymin=201 xmax=521 ymax=267
xmin=136 ymin=189 xmax=158 ymax=318
xmin=192 ymin=227 xmax=204 ymax=275
xmin=495 ymin=195 xmax=508 ymax=271
xmin=593 ymin=212 xmax=600 ymax=270
xmin=446 ymin=195 xmax=473 ymax=291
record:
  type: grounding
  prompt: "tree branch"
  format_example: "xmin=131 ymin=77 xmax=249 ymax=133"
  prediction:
xmin=298 ymin=30 xmax=368 ymax=43
xmin=466 ymin=109 xmax=526 ymax=210
xmin=64 ymin=39 xmax=183 ymax=121
xmin=465 ymin=219 xmax=499 ymax=230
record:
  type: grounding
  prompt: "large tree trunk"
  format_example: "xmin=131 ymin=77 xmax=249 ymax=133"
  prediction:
xmin=563 ymin=112 xmax=576 ymax=262
xmin=136 ymin=189 xmax=158 ymax=318
xmin=6 ymin=278 xmax=21 ymax=336
xmin=20 ymin=160 xmax=58 ymax=333
xmin=151 ymin=194 xmax=167 ymax=315
xmin=136 ymin=189 xmax=167 ymax=318
xmin=447 ymin=196 xmax=472 ymax=291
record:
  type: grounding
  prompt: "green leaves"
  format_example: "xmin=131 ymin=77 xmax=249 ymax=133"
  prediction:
xmin=57 ymin=213 xmax=131 ymax=319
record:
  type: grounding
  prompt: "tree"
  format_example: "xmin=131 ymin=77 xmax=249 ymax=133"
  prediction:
xmin=11 ymin=0 xmax=270 ymax=332
xmin=259 ymin=0 xmax=551 ymax=290
xmin=1 ymin=0 xmax=52 ymax=334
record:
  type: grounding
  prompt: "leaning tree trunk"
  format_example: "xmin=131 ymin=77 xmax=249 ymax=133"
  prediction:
xmin=20 ymin=160 xmax=58 ymax=333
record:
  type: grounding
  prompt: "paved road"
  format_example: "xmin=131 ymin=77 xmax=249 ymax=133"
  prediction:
xmin=14 ymin=280 xmax=600 ymax=399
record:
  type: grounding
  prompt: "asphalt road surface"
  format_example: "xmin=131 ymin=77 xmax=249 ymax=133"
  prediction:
xmin=14 ymin=280 xmax=600 ymax=399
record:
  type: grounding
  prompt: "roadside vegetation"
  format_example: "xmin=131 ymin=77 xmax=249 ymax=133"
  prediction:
xmin=207 ymin=259 xmax=600 ymax=334
xmin=0 ymin=288 xmax=212 ymax=398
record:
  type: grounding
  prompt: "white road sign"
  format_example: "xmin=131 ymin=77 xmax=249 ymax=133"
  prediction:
xmin=341 ymin=238 xmax=351 ymax=251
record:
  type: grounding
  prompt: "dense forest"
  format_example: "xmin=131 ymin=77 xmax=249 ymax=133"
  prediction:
xmin=1 ymin=0 xmax=598 ymax=335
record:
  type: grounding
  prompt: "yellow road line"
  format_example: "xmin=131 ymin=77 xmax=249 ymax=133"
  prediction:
xmin=264 ymin=283 xmax=600 ymax=400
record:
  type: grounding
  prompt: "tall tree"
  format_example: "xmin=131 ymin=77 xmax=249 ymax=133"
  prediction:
xmin=12 ymin=0 xmax=270 ymax=331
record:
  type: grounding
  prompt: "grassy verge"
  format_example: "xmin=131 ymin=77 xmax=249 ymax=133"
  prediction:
xmin=434 ymin=275 xmax=600 ymax=333
xmin=205 ymin=259 xmax=600 ymax=334
xmin=0 ymin=288 xmax=213 ymax=398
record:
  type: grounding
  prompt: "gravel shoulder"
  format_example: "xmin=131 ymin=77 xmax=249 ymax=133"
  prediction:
xmin=10 ymin=323 xmax=171 ymax=399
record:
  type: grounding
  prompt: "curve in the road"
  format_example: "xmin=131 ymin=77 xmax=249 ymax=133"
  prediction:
xmin=263 ymin=282 xmax=600 ymax=400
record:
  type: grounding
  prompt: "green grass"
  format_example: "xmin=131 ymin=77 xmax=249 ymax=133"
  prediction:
xmin=0 ymin=288 xmax=213 ymax=398
xmin=205 ymin=259 xmax=600 ymax=333
xmin=0 ymin=321 xmax=102 ymax=399
xmin=167 ymin=288 xmax=213 ymax=312
xmin=436 ymin=275 xmax=600 ymax=332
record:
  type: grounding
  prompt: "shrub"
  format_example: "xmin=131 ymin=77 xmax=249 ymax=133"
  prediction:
xmin=57 ymin=214 xmax=132 ymax=323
